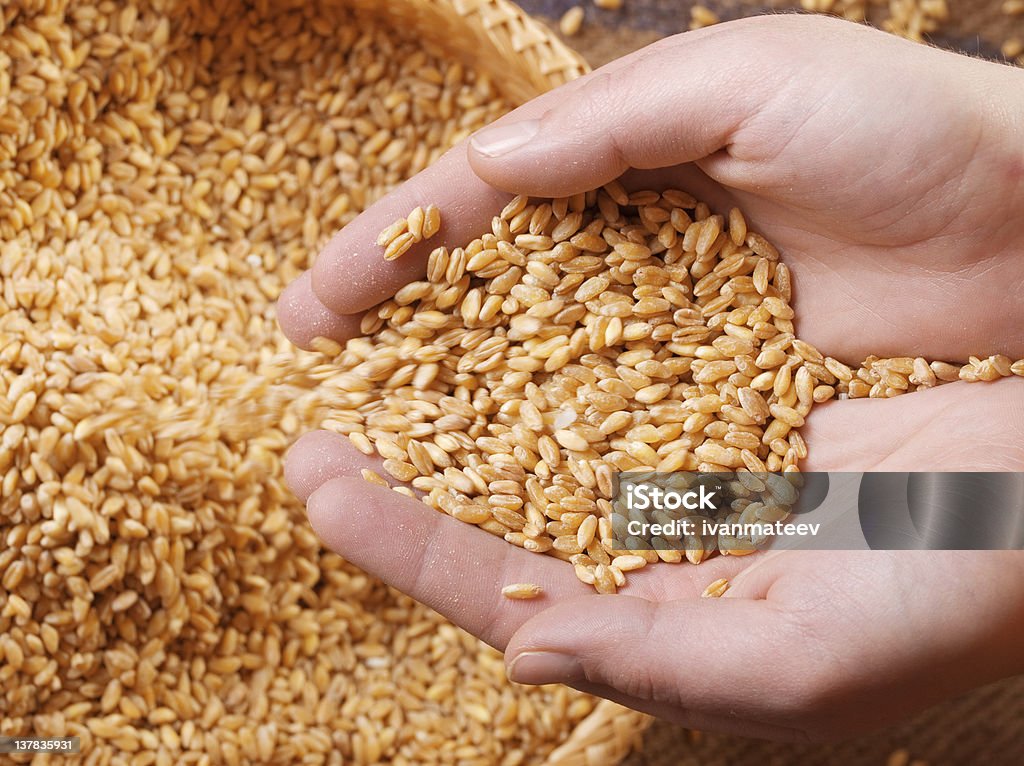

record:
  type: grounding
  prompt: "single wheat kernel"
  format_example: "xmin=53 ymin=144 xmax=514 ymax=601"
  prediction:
xmin=689 ymin=5 xmax=720 ymax=29
xmin=361 ymin=468 xmax=390 ymax=487
xmin=560 ymin=6 xmax=585 ymax=36
xmin=376 ymin=218 xmax=409 ymax=247
xmin=406 ymin=206 xmax=426 ymax=240
xmin=887 ymin=749 xmax=911 ymax=766
xmin=422 ymin=204 xmax=442 ymax=239
xmin=701 ymin=578 xmax=731 ymax=598
xmin=611 ymin=555 xmax=647 ymax=572
xmin=383 ymin=231 xmax=417 ymax=261
xmin=554 ymin=429 xmax=590 ymax=452
xmin=1002 ymin=38 xmax=1024 ymax=59
xmin=502 ymin=583 xmax=544 ymax=600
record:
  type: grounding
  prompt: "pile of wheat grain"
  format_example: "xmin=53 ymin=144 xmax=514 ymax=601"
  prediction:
xmin=0 ymin=1 xmax=599 ymax=762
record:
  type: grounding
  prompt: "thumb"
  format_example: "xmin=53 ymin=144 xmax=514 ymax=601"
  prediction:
xmin=466 ymin=20 xmax=780 ymax=197
xmin=466 ymin=14 xmax=931 ymax=199
xmin=504 ymin=594 xmax=806 ymax=732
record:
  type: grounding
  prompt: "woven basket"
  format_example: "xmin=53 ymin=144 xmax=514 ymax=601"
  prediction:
xmin=347 ymin=0 xmax=588 ymax=102
xmin=343 ymin=1 xmax=653 ymax=764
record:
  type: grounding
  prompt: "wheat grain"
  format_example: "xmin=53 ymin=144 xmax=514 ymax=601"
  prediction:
xmin=560 ymin=6 xmax=586 ymax=36
xmin=689 ymin=6 xmax=720 ymax=30
xmin=502 ymin=583 xmax=545 ymax=600
xmin=888 ymin=749 xmax=911 ymax=766
xmin=335 ymin=176 xmax=1024 ymax=595
xmin=0 ymin=1 xmax=601 ymax=760
xmin=379 ymin=205 xmax=444 ymax=261
xmin=700 ymin=578 xmax=731 ymax=598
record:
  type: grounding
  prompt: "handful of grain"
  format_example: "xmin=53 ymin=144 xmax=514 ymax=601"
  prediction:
xmin=330 ymin=185 xmax=820 ymax=592
xmin=330 ymin=184 xmax=1023 ymax=593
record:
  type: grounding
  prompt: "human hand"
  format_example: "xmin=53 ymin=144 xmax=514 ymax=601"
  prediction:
xmin=279 ymin=13 xmax=1024 ymax=469
xmin=286 ymin=449 xmax=1024 ymax=741
xmin=279 ymin=14 xmax=1024 ymax=740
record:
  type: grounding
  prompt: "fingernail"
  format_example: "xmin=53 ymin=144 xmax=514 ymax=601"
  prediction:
xmin=507 ymin=651 xmax=581 ymax=685
xmin=471 ymin=119 xmax=540 ymax=158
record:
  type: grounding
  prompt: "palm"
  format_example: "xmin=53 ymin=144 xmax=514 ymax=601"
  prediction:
xmin=287 ymin=433 xmax=1022 ymax=740
xmin=630 ymin=117 xmax=1024 ymax=365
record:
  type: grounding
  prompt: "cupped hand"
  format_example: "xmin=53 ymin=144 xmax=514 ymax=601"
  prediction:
xmin=281 ymin=14 xmax=1024 ymax=363
xmin=279 ymin=13 xmax=1024 ymax=470
xmin=285 ymin=430 xmax=1024 ymax=742
xmin=278 ymin=14 xmax=1024 ymax=741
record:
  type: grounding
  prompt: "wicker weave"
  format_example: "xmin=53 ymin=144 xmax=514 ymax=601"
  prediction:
xmin=348 ymin=0 xmax=588 ymax=102
xmin=343 ymin=2 xmax=651 ymax=764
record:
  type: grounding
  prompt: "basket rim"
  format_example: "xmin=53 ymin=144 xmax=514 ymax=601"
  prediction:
xmin=352 ymin=0 xmax=591 ymax=100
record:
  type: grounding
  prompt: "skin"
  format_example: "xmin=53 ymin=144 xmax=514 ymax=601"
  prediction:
xmin=278 ymin=15 xmax=1024 ymax=742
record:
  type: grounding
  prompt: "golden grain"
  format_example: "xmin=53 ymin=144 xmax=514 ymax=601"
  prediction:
xmin=335 ymin=173 xmax=1022 ymax=597
xmin=689 ymin=6 xmax=720 ymax=30
xmin=502 ymin=583 xmax=544 ymax=600
xmin=3 ymin=21 xmax=997 ymax=762
xmin=329 ymin=185 xmax=842 ymax=589
xmin=560 ymin=6 xmax=586 ymax=36
xmin=383 ymin=231 xmax=417 ymax=261
xmin=380 ymin=205 xmax=443 ymax=260
xmin=0 ymin=1 xmax=598 ymax=760
xmin=700 ymin=578 xmax=731 ymax=598
xmin=887 ymin=748 xmax=911 ymax=766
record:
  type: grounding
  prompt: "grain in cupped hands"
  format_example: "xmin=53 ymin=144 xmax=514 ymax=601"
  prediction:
xmin=333 ymin=184 xmax=1023 ymax=594
xmin=330 ymin=186 xmax=833 ymax=592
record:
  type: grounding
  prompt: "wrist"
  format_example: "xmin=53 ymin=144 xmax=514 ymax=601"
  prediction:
xmin=972 ymin=551 xmax=1024 ymax=680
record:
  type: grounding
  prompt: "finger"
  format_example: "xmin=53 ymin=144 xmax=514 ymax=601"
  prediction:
xmin=802 ymin=377 xmax=1024 ymax=471
xmin=305 ymin=475 xmax=595 ymax=648
xmin=466 ymin=15 xmax=814 ymax=197
xmin=276 ymin=271 xmax=363 ymax=350
xmin=284 ymin=430 xmax=381 ymax=504
xmin=294 ymin=36 xmax=679 ymax=319
xmin=504 ymin=594 xmax=808 ymax=733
